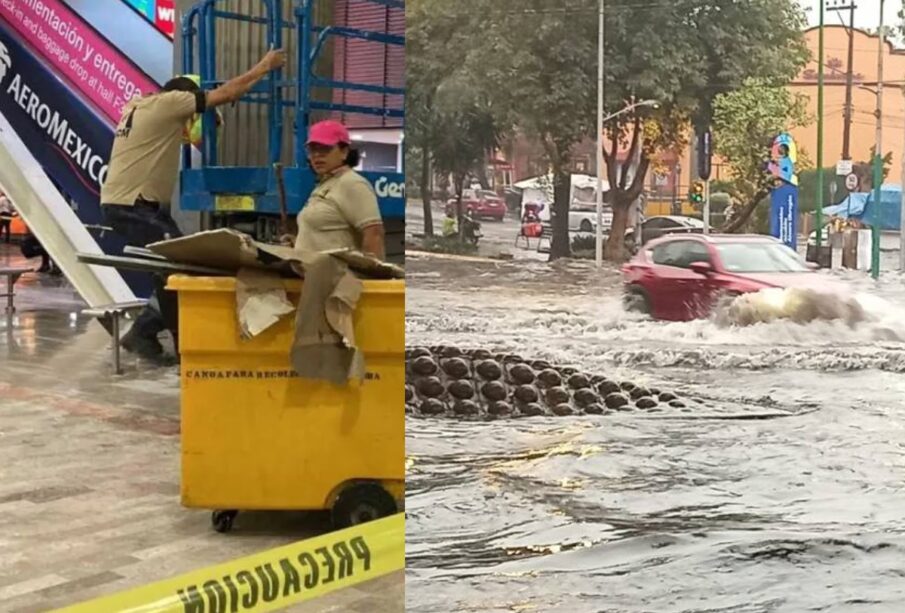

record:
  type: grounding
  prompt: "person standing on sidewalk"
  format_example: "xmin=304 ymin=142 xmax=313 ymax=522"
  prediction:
xmin=101 ymin=48 xmax=287 ymax=362
xmin=0 ymin=191 xmax=15 ymax=243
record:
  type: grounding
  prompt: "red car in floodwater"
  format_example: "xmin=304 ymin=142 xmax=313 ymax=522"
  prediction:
xmin=445 ymin=189 xmax=508 ymax=221
xmin=621 ymin=234 xmax=825 ymax=321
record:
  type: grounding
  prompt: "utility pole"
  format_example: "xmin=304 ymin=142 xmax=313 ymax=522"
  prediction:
xmin=633 ymin=121 xmax=643 ymax=242
xmin=673 ymin=162 xmax=680 ymax=215
xmin=900 ymin=83 xmax=905 ymax=271
xmin=828 ymin=1 xmax=857 ymax=160
xmin=816 ymin=0 xmax=825 ymax=249
xmin=871 ymin=0 xmax=884 ymax=279
xmin=595 ymin=0 xmax=605 ymax=269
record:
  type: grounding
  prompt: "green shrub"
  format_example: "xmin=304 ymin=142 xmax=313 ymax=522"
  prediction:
xmin=570 ymin=234 xmax=596 ymax=252
xmin=570 ymin=234 xmax=596 ymax=259
xmin=420 ymin=235 xmax=479 ymax=255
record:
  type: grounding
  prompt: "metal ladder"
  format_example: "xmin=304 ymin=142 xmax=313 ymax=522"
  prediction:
xmin=179 ymin=0 xmax=405 ymax=240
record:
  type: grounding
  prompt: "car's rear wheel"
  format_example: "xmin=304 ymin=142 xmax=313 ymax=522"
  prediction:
xmin=623 ymin=287 xmax=651 ymax=315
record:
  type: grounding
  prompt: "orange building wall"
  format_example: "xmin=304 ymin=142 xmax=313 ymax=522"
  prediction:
xmin=676 ymin=26 xmax=905 ymax=193
xmin=792 ymin=25 xmax=905 ymax=174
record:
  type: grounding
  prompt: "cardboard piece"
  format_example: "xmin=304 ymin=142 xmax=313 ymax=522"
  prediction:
xmin=146 ymin=230 xmax=401 ymax=381
xmin=147 ymin=229 xmax=269 ymax=271
xmin=147 ymin=229 xmax=404 ymax=279
xmin=235 ymin=268 xmax=295 ymax=340
xmin=290 ymin=254 xmax=366 ymax=385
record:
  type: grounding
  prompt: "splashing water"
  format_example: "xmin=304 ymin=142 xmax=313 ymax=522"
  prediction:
xmin=711 ymin=286 xmax=905 ymax=343
xmin=713 ymin=288 xmax=866 ymax=328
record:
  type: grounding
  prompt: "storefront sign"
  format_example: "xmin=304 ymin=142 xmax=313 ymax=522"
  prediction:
xmin=0 ymin=0 xmax=158 ymax=122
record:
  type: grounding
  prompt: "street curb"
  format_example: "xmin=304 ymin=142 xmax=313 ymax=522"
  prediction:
xmin=404 ymin=250 xmax=503 ymax=263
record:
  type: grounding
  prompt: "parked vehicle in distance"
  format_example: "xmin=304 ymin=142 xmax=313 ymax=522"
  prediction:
xmin=627 ymin=215 xmax=704 ymax=246
xmin=569 ymin=205 xmax=613 ymax=233
xmin=621 ymin=234 xmax=827 ymax=321
xmin=445 ymin=189 xmax=507 ymax=221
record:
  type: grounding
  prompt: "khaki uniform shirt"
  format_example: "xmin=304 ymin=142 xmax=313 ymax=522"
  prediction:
xmin=101 ymin=91 xmax=200 ymax=206
xmin=294 ymin=168 xmax=382 ymax=252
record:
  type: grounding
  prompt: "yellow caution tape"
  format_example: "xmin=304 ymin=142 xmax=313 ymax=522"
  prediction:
xmin=55 ymin=513 xmax=404 ymax=613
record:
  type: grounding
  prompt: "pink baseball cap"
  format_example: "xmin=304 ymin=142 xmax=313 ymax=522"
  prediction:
xmin=307 ymin=120 xmax=350 ymax=146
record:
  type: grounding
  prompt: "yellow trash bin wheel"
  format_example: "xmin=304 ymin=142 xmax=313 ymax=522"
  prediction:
xmin=211 ymin=510 xmax=239 ymax=533
xmin=331 ymin=482 xmax=398 ymax=530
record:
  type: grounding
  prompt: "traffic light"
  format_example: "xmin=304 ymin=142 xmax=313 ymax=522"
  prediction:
xmin=690 ymin=181 xmax=704 ymax=204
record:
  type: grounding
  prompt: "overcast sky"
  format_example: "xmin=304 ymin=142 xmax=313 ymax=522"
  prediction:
xmin=800 ymin=0 xmax=899 ymax=31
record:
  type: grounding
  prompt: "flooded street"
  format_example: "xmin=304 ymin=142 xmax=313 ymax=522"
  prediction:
xmin=405 ymin=252 xmax=905 ymax=612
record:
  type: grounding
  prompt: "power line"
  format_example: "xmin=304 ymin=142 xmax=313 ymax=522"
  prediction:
xmin=429 ymin=1 xmax=747 ymax=16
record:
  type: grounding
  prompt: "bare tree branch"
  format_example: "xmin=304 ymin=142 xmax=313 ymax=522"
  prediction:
xmin=625 ymin=154 xmax=651 ymax=202
xmin=619 ymin=115 xmax=641 ymax=190
xmin=719 ymin=188 xmax=770 ymax=233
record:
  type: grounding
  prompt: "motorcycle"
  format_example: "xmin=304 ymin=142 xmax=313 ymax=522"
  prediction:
xmin=462 ymin=215 xmax=483 ymax=246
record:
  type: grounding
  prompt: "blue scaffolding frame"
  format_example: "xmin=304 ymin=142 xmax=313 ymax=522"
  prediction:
xmin=178 ymin=0 xmax=404 ymax=221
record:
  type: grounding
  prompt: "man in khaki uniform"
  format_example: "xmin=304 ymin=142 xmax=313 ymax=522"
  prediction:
xmin=102 ymin=48 xmax=286 ymax=361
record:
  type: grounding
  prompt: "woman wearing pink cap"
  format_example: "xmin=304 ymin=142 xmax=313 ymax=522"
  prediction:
xmin=292 ymin=120 xmax=385 ymax=259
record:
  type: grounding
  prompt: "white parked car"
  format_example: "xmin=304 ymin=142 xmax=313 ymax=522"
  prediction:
xmin=569 ymin=206 xmax=613 ymax=233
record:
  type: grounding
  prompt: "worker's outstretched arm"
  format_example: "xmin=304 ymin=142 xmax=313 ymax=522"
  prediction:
xmin=206 ymin=49 xmax=287 ymax=108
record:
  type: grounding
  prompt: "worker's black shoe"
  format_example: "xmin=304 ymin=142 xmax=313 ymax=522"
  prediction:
xmin=148 ymin=352 xmax=180 ymax=368
xmin=120 ymin=328 xmax=164 ymax=360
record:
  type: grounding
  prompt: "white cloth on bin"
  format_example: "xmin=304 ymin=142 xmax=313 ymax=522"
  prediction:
xmin=235 ymin=268 xmax=295 ymax=340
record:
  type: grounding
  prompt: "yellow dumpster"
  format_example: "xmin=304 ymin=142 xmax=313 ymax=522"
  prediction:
xmin=167 ymin=275 xmax=404 ymax=533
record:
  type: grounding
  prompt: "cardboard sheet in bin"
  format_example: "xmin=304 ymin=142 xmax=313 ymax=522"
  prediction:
xmin=147 ymin=229 xmax=403 ymax=278
xmin=155 ymin=230 xmax=404 ymax=383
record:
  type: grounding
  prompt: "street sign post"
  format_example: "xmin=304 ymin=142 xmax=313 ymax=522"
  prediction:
xmin=697 ymin=130 xmax=712 ymax=181
xmin=845 ymin=173 xmax=858 ymax=191
xmin=698 ymin=129 xmax=712 ymax=234
xmin=836 ymin=160 xmax=853 ymax=176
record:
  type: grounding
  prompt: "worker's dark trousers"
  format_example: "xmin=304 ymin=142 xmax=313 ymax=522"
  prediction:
xmin=102 ymin=202 xmax=183 ymax=346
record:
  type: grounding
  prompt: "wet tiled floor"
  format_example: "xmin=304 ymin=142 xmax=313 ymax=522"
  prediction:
xmin=0 ymin=244 xmax=403 ymax=612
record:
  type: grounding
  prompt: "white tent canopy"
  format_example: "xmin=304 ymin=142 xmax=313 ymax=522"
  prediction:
xmin=514 ymin=173 xmax=610 ymax=220
xmin=513 ymin=173 xmax=610 ymax=192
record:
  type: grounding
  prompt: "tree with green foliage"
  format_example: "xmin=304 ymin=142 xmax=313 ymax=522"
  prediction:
xmin=429 ymin=86 xmax=501 ymax=240
xmin=461 ymin=1 xmax=598 ymax=259
xmin=407 ymin=0 xmax=482 ymax=237
xmin=712 ymin=78 xmax=812 ymax=233
xmin=597 ymin=1 xmax=809 ymax=254
xmin=455 ymin=0 xmax=808 ymax=260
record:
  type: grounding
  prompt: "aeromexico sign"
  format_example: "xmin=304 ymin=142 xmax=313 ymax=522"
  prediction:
xmin=0 ymin=30 xmax=112 ymax=221
xmin=5 ymin=69 xmax=108 ymax=184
